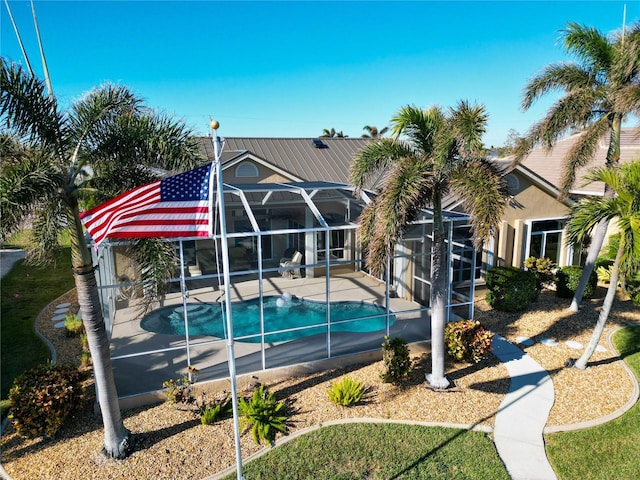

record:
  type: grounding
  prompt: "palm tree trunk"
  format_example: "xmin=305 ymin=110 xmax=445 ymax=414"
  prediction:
xmin=426 ymin=196 xmax=450 ymax=389
xmin=569 ymin=218 xmax=609 ymax=312
xmin=67 ymin=205 xmax=130 ymax=457
xmin=570 ymin=116 xmax=620 ymax=312
xmin=75 ymin=264 xmax=131 ymax=458
xmin=573 ymin=241 xmax=624 ymax=370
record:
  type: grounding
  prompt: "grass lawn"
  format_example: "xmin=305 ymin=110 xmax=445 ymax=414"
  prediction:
xmin=546 ymin=325 xmax=640 ymax=480
xmin=223 ymin=423 xmax=509 ymax=480
xmin=0 ymin=245 xmax=75 ymax=399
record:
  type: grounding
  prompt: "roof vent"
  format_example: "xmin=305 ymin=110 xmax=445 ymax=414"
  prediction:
xmin=312 ymin=139 xmax=328 ymax=149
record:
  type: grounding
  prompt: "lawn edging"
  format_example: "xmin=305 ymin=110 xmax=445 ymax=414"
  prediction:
xmin=544 ymin=322 xmax=640 ymax=434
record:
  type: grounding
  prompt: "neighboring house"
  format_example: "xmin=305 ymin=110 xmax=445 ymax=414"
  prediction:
xmin=482 ymin=128 xmax=640 ymax=270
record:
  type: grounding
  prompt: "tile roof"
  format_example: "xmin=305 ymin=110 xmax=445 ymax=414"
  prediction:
xmin=506 ymin=128 xmax=640 ymax=196
xmin=197 ymin=136 xmax=373 ymax=184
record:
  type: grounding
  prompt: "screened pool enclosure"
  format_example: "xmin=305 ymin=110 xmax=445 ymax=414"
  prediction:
xmin=90 ymin=181 xmax=480 ymax=398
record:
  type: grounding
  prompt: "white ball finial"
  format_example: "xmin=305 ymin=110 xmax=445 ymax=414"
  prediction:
xmin=210 ymin=119 xmax=220 ymax=130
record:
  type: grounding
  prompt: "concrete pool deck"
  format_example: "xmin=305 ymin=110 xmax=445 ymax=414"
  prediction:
xmin=109 ymin=272 xmax=432 ymax=402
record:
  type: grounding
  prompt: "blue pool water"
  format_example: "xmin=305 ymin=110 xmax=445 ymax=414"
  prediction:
xmin=140 ymin=295 xmax=395 ymax=343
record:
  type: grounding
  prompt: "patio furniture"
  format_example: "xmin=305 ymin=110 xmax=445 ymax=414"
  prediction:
xmin=279 ymin=251 xmax=303 ymax=279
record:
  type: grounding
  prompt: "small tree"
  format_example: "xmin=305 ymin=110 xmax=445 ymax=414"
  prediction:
xmin=566 ymin=161 xmax=640 ymax=369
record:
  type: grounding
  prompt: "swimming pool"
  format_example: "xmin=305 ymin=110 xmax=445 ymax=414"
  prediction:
xmin=140 ymin=294 xmax=395 ymax=343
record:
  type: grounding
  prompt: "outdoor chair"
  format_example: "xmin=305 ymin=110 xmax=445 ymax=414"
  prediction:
xmin=279 ymin=251 xmax=303 ymax=279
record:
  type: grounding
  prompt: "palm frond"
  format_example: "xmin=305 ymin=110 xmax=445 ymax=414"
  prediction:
xmin=390 ymin=105 xmax=444 ymax=154
xmin=28 ymin=199 xmax=68 ymax=263
xmin=364 ymin=156 xmax=434 ymax=276
xmin=566 ymin=196 xmax=615 ymax=245
xmin=559 ymin=119 xmax=609 ymax=197
xmin=349 ymin=138 xmax=414 ymax=190
xmin=0 ymin=139 xmax=63 ymax=238
xmin=132 ymin=239 xmax=179 ymax=314
xmin=522 ymin=63 xmax=597 ymax=110
xmin=567 ymin=160 xmax=640 ymax=274
xmin=533 ymin=87 xmax=603 ymax=147
xmin=562 ymin=22 xmax=614 ymax=72
xmin=449 ymin=160 xmax=508 ymax=248
xmin=449 ymin=100 xmax=488 ymax=158
xmin=0 ymin=59 xmax=66 ymax=160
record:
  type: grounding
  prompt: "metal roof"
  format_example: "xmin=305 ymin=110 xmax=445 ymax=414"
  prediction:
xmin=197 ymin=136 xmax=373 ymax=184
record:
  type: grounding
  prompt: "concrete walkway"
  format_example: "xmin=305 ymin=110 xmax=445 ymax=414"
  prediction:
xmin=492 ymin=334 xmax=557 ymax=480
xmin=0 ymin=249 xmax=25 ymax=279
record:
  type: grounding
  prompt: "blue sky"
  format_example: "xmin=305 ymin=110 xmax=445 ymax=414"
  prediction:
xmin=1 ymin=1 xmax=638 ymax=147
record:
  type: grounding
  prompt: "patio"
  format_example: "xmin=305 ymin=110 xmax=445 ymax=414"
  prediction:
xmin=108 ymin=271 xmax=430 ymax=400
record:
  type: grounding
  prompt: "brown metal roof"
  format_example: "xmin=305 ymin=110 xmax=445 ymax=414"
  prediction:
xmin=197 ymin=136 xmax=372 ymax=184
xmin=506 ymin=128 xmax=640 ymax=196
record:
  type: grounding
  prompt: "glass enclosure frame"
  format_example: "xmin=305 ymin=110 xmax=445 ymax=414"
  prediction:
xmin=90 ymin=181 xmax=477 ymax=398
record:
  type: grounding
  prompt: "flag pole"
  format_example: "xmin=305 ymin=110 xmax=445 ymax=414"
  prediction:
xmin=210 ymin=120 xmax=244 ymax=479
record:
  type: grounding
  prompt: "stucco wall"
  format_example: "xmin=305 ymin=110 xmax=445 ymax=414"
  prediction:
xmin=495 ymin=172 xmax=571 ymax=268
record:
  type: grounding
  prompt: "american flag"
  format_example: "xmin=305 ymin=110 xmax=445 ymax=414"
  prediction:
xmin=80 ymin=163 xmax=213 ymax=245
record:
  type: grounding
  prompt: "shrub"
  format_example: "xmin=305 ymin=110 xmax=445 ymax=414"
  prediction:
xmin=79 ymin=331 xmax=89 ymax=351
xmin=162 ymin=375 xmax=195 ymax=405
xmin=380 ymin=336 xmax=412 ymax=383
xmin=238 ymin=385 xmax=287 ymax=445
xmin=327 ymin=377 xmax=368 ymax=407
xmin=64 ymin=314 xmax=84 ymax=337
xmin=8 ymin=364 xmax=84 ymax=439
xmin=200 ymin=393 xmax=233 ymax=425
xmin=596 ymin=265 xmax=613 ymax=283
xmin=524 ymin=256 xmax=556 ymax=291
xmin=80 ymin=350 xmax=91 ymax=368
xmin=485 ymin=266 xmax=537 ymax=311
xmin=444 ymin=320 xmax=494 ymax=364
xmin=555 ymin=266 xmax=597 ymax=299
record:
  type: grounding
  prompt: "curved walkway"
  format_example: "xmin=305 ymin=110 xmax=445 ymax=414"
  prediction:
xmin=492 ymin=334 xmax=557 ymax=480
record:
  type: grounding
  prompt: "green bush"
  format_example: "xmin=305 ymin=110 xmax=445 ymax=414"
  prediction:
xmin=238 ymin=385 xmax=287 ymax=445
xmin=327 ymin=377 xmax=368 ymax=407
xmin=555 ymin=266 xmax=597 ymax=299
xmin=380 ymin=336 xmax=412 ymax=383
xmin=485 ymin=266 xmax=537 ymax=311
xmin=200 ymin=393 xmax=233 ymax=425
xmin=64 ymin=314 xmax=84 ymax=337
xmin=445 ymin=320 xmax=494 ymax=364
xmin=8 ymin=364 xmax=84 ymax=439
xmin=524 ymin=256 xmax=556 ymax=291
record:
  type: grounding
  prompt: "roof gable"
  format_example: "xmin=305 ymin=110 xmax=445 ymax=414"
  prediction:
xmin=504 ymin=128 xmax=640 ymax=196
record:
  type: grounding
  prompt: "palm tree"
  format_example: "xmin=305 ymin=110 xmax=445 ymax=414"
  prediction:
xmin=321 ymin=127 xmax=348 ymax=138
xmin=350 ymin=102 xmax=507 ymax=388
xmin=361 ymin=125 xmax=389 ymax=139
xmin=0 ymin=59 xmax=202 ymax=458
xmin=566 ymin=160 xmax=640 ymax=370
xmin=516 ymin=21 xmax=640 ymax=312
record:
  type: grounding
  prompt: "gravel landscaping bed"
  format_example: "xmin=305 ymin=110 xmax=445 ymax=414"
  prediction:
xmin=1 ymin=287 xmax=638 ymax=480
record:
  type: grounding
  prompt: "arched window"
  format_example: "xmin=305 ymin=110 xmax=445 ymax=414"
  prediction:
xmin=505 ymin=174 xmax=519 ymax=193
xmin=235 ymin=161 xmax=259 ymax=178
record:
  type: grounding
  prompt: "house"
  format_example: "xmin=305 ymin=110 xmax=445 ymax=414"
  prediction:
xmin=96 ymin=136 xmax=477 ymax=397
xmin=101 ymin=136 xmax=476 ymax=326
xmin=480 ymin=128 xmax=640 ymax=270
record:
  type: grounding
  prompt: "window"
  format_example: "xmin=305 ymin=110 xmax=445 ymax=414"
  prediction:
xmin=505 ymin=174 xmax=519 ymax=193
xmin=527 ymin=219 xmax=566 ymax=263
xmin=317 ymin=229 xmax=345 ymax=260
xmin=235 ymin=161 xmax=259 ymax=178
